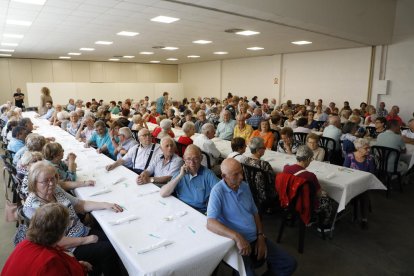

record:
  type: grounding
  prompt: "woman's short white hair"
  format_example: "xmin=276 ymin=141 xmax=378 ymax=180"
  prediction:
xmin=20 ymin=151 xmax=43 ymax=167
xmin=57 ymin=111 xmax=69 ymax=121
xmin=354 ymin=138 xmax=370 ymax=150
xmin=160 ymin=119 xmax=172 ymax=130
xmin=182 ymin=121 xmax=195 ymax=134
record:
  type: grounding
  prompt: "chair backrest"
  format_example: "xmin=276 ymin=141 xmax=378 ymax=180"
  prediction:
xmin=131 ymin=130 xmax=139 ymax=141
xmin=315 ymin=121 xmax=325 ymax=131
xmin=365 ymin=126 xmax=376 ymax=137
xmin=293 ymin=132 xmax=308 ymax=145
xmin=201 ymin=151 xmax=212 ymax=169
xmin=318 ymin=136 xmax=336 ymax=162
xmin=175 ymin=142 xmax=187 ymax=157
xmin=271 ymin=129 xmax=280 ymax=151
xmin=371 ymin=145 xmax=400 ymax=174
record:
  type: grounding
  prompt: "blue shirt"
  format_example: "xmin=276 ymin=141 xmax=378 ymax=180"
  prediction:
xmin=13 ymin=145 xmax=27 ymax=165
xmin=216 ymin=120 xmax=236 ymax=140
xmin=40 ymin=107 xmax=55 ymax=120
xmin=88 ymin=129 xmax=116 ymax=159
xmin=246 ymin=115 xmax=262 ymax=128
xmin=207 ymin=180 xmax=258 ymax=242
xmin=156 ymin=96 xmax=165 ymax=114
xmin=173 ymin=166 xmax=219 ymax=212
xmin=7 ymin=138 xmax=25 ymax=156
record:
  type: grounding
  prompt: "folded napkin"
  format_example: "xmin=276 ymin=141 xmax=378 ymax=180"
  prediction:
xmin=137 ymin=240 xmax=174 ymax=254
xmin=109 ymin=215 xmax=139 ymax=225
xmin=164 ymin=211 xmax=188 ymax=221
xmin=89 ymin=188 xmax=112 ymax=196
xmin=112 ymin=177 xmax=127 ymax=185
xmin=137 ymin=190 xmax=159 ymax=197
xmin=326 ymin=172 xmax=336 ymax=179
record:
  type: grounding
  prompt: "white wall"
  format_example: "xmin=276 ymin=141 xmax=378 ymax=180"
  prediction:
xmin=0 ymin=58 xmax=178 ymax=105
xmin=26 ymin=83 xmax=183 ymax=107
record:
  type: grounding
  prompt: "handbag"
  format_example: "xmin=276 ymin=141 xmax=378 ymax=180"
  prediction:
xmin=3 ymin=168 xmax=17 ymax=222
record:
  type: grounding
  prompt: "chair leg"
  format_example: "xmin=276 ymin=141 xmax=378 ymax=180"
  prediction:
xmin=398 ymin=174 xmax=403 ymax=192
xmin=386 ymin=175 xmax=390 ymax=198
xmin=277 ymin=214 xmax=287 ymax=243
xmin=298 ymin=221 xmax=305 ymax=254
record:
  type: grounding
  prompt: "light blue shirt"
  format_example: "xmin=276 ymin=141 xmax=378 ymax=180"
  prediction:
xmin=40 ymin=107 xmax=55 ymax=120
xmin=207 ymin=180 xmax=258 ymax=242
xmin=173 ymin=166 xmax=219 ymax=212
xmin=7 ymin=138 xmax=25 ymax=156
xmin=88 ymin=129 xmax=116 ymax=159
xmin=216 ymin=120 xmax=236 ymax=140
xmin=146 ymin=153 xmax=183 ymax=177
xmin=13 ymin=145 xmax=27 ymax=165
xmin=322 ymin=125 xmax=342 ymax=150
xmin=376 ymin=130 xmax=406 ymax=172
xmin=116 ymin=138 xmax=138 ymax=167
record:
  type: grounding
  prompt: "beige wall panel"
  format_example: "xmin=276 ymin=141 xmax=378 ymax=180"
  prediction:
xmin=120 ymin=63 xmax=137 ymax=82
xmin=52 ymin=60 xmax=73 ymax=82
xmin=9 ymin=59 xmax=33 ymax=97
xmin=31 ymin=60 xmax=53 ymax=82
xmin=103 ymin=62 xmax=121 ymax=82
xmin=72 ymin=61 xmax=90 ymax=82
xmin=0 ymin=59 xmax=12 ymax=103
xmin=161 ymin=65 xmax=178 ymax=83
xmin=90 ymin=62 xmax=104 ymax=82
xmin=136 ymin=63 xmax=151 ymax=82
xmin=147 ymin=64 xmax=163 ymax=82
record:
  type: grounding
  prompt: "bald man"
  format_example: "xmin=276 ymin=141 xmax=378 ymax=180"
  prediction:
xmin=322 ymin=115 xmax=342 ymax=151
xmin=207 ymin=159 xmax=296 ymax=276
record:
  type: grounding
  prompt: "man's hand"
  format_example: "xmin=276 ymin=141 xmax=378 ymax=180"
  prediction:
xmin=235 ymin=234 xmax=251 ymax=256
xmin=255 ymin=235 xmax=267 ymax=260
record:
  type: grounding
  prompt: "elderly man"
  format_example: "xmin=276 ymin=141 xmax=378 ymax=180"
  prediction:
xmin=76 ymin=114 xmax=95 ymax=142
xmin=18 ymin=118 xmax=34 ymax=134
xmin=114 ymin=127 xmax=138 ymax=168
xmin=216 ymin=110 xmax=236 ymax=140
xmin=137 ymin=137 xmax=183 ymax=185
xmin=160 ymin=145 xmax=219 ymax=213
xmin=402 ymin=118 xmax=414 ymax=144
xmin=233 ymin=114 xmax=253 ymax=141
xmin=106 ymin=128 xmax=160 ymax=174
xmin=377 ymin=102 xmax=388 ymax=117
xmin=13 ymin=88 xmax=24 ymax=108
xmin=246 ymin=108 xmax=263 ymax=129
xmin=194 ymin=110 xmax=208 ymax=133
xmin=193 ymin=123 xmax=221 ymax=171
xmin=207 ymin=158 xmax=297 ymax=276
xmin=84 ymin=120 xmax=116 ymax=159
xmin=322 ymin=115 xmax=342 ymax=151
xmin=7 ymin=126 xmax=27 ymax=156
xmin=386 ymin=105 xmax=405 ymax=126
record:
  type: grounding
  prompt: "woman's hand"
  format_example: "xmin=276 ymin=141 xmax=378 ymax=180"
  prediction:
xmin=106 ymin=203 xmax=123 ymax=212
xmin=82 ymin=235 xmax=98 ymax=245
xmin=81 ymin=180 xmax=95 ymax=187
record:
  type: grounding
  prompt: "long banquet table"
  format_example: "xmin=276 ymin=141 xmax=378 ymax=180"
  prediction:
xmin=26 ymin=112 xmax=245 ymax=276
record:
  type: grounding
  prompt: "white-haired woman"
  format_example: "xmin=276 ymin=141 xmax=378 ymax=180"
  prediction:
xmin=152 ymin=119 xmax=175 ymax=140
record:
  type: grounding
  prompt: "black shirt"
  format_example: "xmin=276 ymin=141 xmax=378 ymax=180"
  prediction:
xmin=13 ymin=92 xmax=24 ymax=108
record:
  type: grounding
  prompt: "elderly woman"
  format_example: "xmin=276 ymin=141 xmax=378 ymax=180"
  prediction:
xmin=13 ymin=133 xmax=46 ymax=165
xmin=54 ymin=110 xmax=70 ymax=129
xmin=244 ymin=137 xmax=275 ymax=213
xmin=284 ymin=109 xmax=297 ymax=129
xmin=277 ymin=127 xmax=299 ymax=154
xmin=306 ymin=133 xmax=325 ymax=161
xmin=343 ymin=138 xmax=375 ymax=228
xmin=85 ymin=120 xmax=116 ymax=159
xmin=137 ymin=137 xmax=183 ymax=185
xmin=283 ymin=145 xmax=334 ymax=226
xmin=3 ymin=203 xmax=89 ymax=275
xmin=152 ymin=119 xmax=175 ymax=140
xmin=248 ymin=119 xmax=274 ymax=149
xmin=341 ymin=122 xmax=358 ymax=156
xmin=16 ymin=151 xmax=43 ymax=199
xmin=43 ymin=142 xmax=78 ymax=182
xmin=14 ymin=161 xmax=123 ymax=275
xmin=66 ymin=111 xmax=81 ymax=136
xmin=49 ymin=104 xmax=62 ymax=124
xmin=131 ymin=114 xmax=148 ymax=131
xmin=228 ymin=137 xmax=247 ymax=164
xmin=371 ymin=116 xmax=387 ymax=138
xmin=76 ymin=114 xmax=95 ymax=142
xmin=305 ymin=110 xmax=319 ymax=129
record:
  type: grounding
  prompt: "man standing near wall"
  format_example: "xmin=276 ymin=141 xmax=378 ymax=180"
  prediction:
xmin=156 ymin=92 xmax=169 ymax=115
xmin=13 ymin=88 xmax=24 ymax=108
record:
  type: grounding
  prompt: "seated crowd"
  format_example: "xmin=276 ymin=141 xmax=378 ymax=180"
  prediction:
xmin=1 ymin=91 xmax=413 ymax=275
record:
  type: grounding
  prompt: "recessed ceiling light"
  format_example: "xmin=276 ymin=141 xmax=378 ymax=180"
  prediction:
xmin=68 ymin=52 xmax=81 ymax=56
xmin=79 ymin=47 xmax=95 ymax=51
xmin=150 ymin=60 xmax=160 ymax=63
xmin=6 ymin=19 xmax=32 ymax=26
xmin=59 ymin=56 xmax=71 ymax=59
xmin=139 ymin=51 xmax=154 ymax=55
xmin=0 ymin=54 xmax=12 ymax=57
xmin=11 ymin=0 xmax=46 ymax=5
xmin=151 ymin=16 xmax=180 ymax=24
xmin=187 ymin=55 xmax=200 ymax=58
xmin=162 ymin=46 xmax=178 ymax=50
xmin=247 ymin=47 xmax=264 ymax=51
xmin=108 ymin=58 xmax=120 ymax=61
xmin=213 ymin=51 xmax=228 ymax=55
xmin=193 ymin=40 xmax=212 ymax=44
xmin=3 ymin=34 xmax=24 ymax=38
xmin=95 ymin=41 xmax=113 ymax=45
xmin=166 ymin=58 xmax=178 ymax=61
xmin=291 ymin=40 xmax=312 ymax=45
xmin=123 ymin=56 xmax=135 ymax=58
xmin=0 ymin=49 xmax=15 ymax=52
xmin=117 ymin=31 xmax=139 ymax=37
xmin=1 ymin=43 xmax=18 ymax=47
xmin=235 ymin=30 xmax=260 ymax=36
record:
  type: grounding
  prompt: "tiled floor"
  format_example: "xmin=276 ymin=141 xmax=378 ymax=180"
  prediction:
xmin=1 ymin=163 xmax=414 ymax=275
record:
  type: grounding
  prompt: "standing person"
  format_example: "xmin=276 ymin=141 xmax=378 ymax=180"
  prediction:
xmin=39 ymin=87 xmax=53 ymax=115
xmin=13 ymin=88 xmax=25 ymax=108
xmin=156 ymin=92 xmax=169 ymax=115
xmin=207 ymin=158 xmax=297 ymax=276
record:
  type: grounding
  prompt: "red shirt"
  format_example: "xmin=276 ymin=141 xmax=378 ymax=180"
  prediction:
xmin=152 ymin=127 xmax=175 ymax=139
xmin=386 ymin=114 xmax=403 ymax=126
xmin=148 ymin=115 xmax=158 ymax=124
xmin=2 ymin=240 xmax=86 ymax=276
xmin=283 ymin=164 xmax=321 ymax=192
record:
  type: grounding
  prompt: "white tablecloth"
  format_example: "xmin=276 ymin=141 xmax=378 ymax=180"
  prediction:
xmin=26 ymin=112 xmax=245 ymax=276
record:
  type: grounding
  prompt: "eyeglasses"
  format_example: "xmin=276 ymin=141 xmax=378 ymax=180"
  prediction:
xmin=139 ymin=133 xmax=151 ymax=137
xmin=37 ymin=177 xmax=56 ymax=186
xmin=184 ymin=157 xmax=200 ymax=163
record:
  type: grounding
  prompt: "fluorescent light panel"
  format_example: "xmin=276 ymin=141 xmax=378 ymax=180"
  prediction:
xmin=108 ymin=58 xmax=119 ymax=61
xmin=162 ymin=46 xmax=178 ymax=50
xmin=213 ymin=51 xmax=228 ymax=55
xmin=236 ymin=30 xmax=260 ymax=36
xmin=95 ymin=41 xmax=113 ymax=45
xmin=151 ymin=16 xmax=179 ymax=24
xmin=68 ymin=52 xmax=81 ymax=56
xmin=117 ymin=31 xmax=139 ymax=37
xmin=6 ymin=19 xmax=32 ymax=26
xmin=123 ymin=56 xmax=135 ymax=58
xmin=11 ymin=0 xmax=46 ymax=5
xmin=247 ymin=47 xmax=264 ymax=51
xmin=150 ymin=60 xmax=160 ymax=63
xmin=139 ymin=51 xmax=154 ymax=55
xmin=1 ymin=43 xmax=18 ymax=47
xmin=166 ymin=58 xmax=178 ymax=61
xmin=0 ymin=49 xmax=15 ymax=52
xmin=3 ymin=34 xmax=24 ymax=38
xmin=0 ymin=54 xmax=12 ymax=57
xmin=79 ymin=47 xmax=95 ymax=51
xmin=193 ymin=40 xmax=212 ymax=44
xmin=291 ymin=40 xmax=312 ymax=45
xmin=187 ymin=55 xmax=200 ymax=58
xmin=59 ymin=56 xmax=70 ymax=59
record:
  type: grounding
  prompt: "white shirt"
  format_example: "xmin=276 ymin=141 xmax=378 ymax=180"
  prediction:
xmin=323 ymin=125 xmax=342 ymax=150
xmin=122 ymin=143 xmax=161 ymax=170
xmin=193 ymin=134 xmax=221 ymax=166
xmin=227 ymin=152 xmax=247 ymax=164
xmin=402 ymin=129 xmax=414 ymax=139
xmin=294 ymin=127 xmax=311 ymax=134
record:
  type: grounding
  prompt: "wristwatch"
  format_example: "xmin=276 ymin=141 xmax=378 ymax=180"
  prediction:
xmin=257 ymin=232 xmax=266 ymax=238
xmin=150 ymin=177 xmax=155 ymax=183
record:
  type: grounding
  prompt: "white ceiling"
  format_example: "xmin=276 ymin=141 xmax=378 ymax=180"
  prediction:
xmin=0 ymin=0 xmax=396 ymax=64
